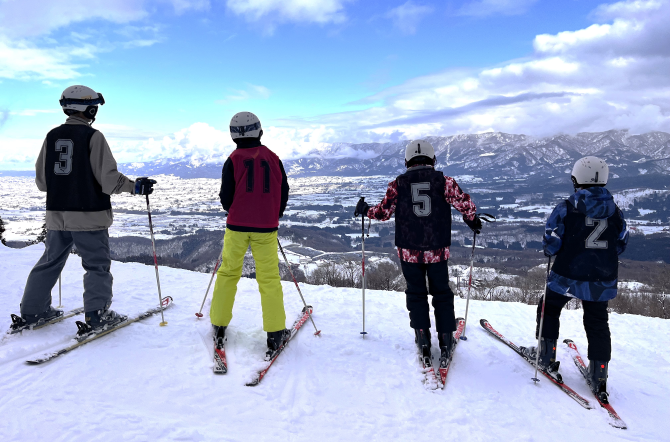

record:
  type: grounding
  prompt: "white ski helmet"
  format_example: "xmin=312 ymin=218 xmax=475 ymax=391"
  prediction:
xmin=230 ymin=111 xmax=262 ymax=139
xmin=59 ymin=85 xmax=105 ymax=121
xmin=405 ymin=139 xmax=435 ymax=164
xmin=571 ymin=156 xmax=609 ymax=187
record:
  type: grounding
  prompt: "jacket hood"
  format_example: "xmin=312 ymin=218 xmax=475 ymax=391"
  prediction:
xmin=568 ymin=187 xmax=616 ymax=219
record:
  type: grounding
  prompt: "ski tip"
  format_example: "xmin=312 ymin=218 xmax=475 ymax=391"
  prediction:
xmin=479 ymin=319 xmax=489 ymax=326
xmin=245 ymin=380 xmax=260 ymax=387
xmin=563 ymin=338 xmax=573 ymax=344
xmin=456 ymin=317 xmax=465 ymax=322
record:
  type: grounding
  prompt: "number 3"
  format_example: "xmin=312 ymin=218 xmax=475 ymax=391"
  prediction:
xmin=54 ymin=139 xmax=73 ymax=175
xmin=585 ymin=217 xmax=608 ymax=249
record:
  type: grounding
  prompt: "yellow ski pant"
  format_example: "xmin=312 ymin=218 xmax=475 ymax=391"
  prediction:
xmin=210 ymin=229 xmax=286 ymax=332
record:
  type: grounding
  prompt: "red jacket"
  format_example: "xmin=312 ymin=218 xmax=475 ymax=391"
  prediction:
xmin=220 ymin=145 xmax=289 ymax=231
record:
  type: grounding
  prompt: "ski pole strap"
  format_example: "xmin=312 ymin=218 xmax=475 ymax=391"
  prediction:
xmin=478 ymin=213 xmax=496 ymax=223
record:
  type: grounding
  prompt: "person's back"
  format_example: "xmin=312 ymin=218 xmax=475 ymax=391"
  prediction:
xmin=522 ymin=156 xmax=628 ymax=402
xmin=226 ymin=145 xmax=285 ymax=231
xmin=211 ymin=112 xmax=291 ymax=362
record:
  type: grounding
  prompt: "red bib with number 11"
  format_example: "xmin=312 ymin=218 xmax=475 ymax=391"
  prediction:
xmin=227 ymin=145 xmax=283 ymax=229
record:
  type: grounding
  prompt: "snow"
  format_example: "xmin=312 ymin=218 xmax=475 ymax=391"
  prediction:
xmin=1 ymin=244 xmax=669 ymax=441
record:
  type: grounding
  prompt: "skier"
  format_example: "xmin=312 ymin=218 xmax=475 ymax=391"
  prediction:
xmin=354 ymin=139 xmax=482 ymax=367
xmin=9 ymin=85 xmax=156 ymax=335
xmin=211 ymin=111 xmax=291 ymax=359
xmin=521 ymin=156 xmax=628 ymax=400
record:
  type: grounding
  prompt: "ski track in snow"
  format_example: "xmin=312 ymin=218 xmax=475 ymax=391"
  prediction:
xmin=0 ymin=245 xmax=668 ymax=441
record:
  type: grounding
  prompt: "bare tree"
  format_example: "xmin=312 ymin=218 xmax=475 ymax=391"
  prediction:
xmin=367 ymin=261 xmax=405 ymax=291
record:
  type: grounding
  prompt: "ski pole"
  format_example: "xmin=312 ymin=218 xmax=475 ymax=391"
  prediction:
xmin=145 ymin=194 xmax=167 ymax=326
xmin=459 ymin=231 xmax=477 ymax=341
xmin=196 ymin=213 xmax=228 ymax=318
xmin=460 ymin=213 xmax=495 ymax=341
xmin=358 ymin=197 xmax=368 ymax=337
xmin=532 ymin=256 xmax=553 ymax=383
xmin=277 ymin=238 xmax=321 ymax=336
xmin=56 ymin=273 xmax=63 ymax=308
xmin=196 ymin=239 xmax=225 ymax=318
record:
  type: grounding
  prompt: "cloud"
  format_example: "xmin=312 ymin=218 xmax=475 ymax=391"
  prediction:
xmin=386 ymin=1 xmax=433 ymax=35
xmin=457 ymin=0 xmax=538 ymax=17
xmin=226 ymin=0 xmax=350 ymax=27
xmin=0 ymin=37 xmax=91 ymax=80
xmin=9 ymin=109 xmax=58 ymax=117
xmin=216 ymin=84 xmax=272 ymax=104
xmin=0 ymin=0 xmax=209 ymax=39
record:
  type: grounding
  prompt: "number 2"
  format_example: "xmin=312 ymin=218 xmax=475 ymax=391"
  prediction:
xmin=411 ymin=182 xmax=431 ymax=217
xmin=243 ymin=159 xmax=272 ymax=193
xmin=54 ymin=139 xmax=73 ymax=175
xmin=585 ymin=217 xmax=608 ymax=249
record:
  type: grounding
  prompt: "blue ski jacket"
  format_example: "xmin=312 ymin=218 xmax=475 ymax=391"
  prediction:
xmin=543 ymin=187 xmax=629 ymax=302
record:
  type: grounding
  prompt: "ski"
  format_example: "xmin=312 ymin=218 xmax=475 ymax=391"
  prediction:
xmin=438 ymin=317 xmax=465 ymax=388
xmin=26 ymin=297 xmax=173 ymax=365
xmin=214 ymin=344 xmax=228 ymax=374
xmin=420 ymin=352 xmax=440 ymax=390
xmin=245 ymin=306 xmax=313 ymax=387
xmin=7 ymin=307 xmax=85 ymax=335
xmin=480 ymin=319 xmax=593 ymax=410
xmin=563 ymin=339 xmax=627 ymax=429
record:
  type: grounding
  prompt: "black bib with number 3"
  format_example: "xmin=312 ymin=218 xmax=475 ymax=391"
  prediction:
xmin=395 ymin=166 xmax=452 ymax=250
xmin=551 ymin=201 xmax=623 ymax=282
xmin=45 ymin=124 xmax=111 ymax=212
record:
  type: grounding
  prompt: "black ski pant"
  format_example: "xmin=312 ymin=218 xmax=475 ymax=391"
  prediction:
xmin=400 ymin=259 xmax=455 ymax=336
xmin=21 ymin=229 xmax=113 ymax=315
xmin=536 ymin=288 xmax=611 ymax=362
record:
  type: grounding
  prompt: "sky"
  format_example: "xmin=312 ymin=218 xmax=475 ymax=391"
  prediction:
xmin=0 ymin=0 xmax=669 ymax=169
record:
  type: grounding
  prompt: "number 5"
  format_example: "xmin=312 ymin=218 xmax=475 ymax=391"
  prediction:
xmin=411 ymin=182 xmax=431 ymax=217
xmin=54 ymin=139 xmax=73 ymax=175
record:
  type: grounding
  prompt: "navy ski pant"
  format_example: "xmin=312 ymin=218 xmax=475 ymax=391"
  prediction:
xmin=536 ymin=288 xmax=611 ymax=361
xmin=400 ymin=260 xmax=455 ymax=335
xmin=21 ymin=229 xmax=113 ymax=315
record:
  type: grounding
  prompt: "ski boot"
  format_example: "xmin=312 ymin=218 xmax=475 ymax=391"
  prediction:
xmin=9 ymin=306 xmax=63 ymax=332
xmin=587 ymin=360 xmax=609 ymax=403
xmin=265 ymin=329 xmax=291 ymax=361
xmin=521 ymin=338 xmax=561 ymax=375
xmin=438 ymin=332 xmax=454 ymax=369
xmin=76 ymin=309 xmax=127 ymax=340
xmin=414 ymin=329 xmax=432 ymax=368
xmin=213 ymin=325 xmax=227 ymax=348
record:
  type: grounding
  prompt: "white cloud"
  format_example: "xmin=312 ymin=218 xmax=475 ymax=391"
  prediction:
xmin=386 ymin=1 xmax=433 ymax=35
xmin=458 ymin=0 xmax=538 ymax=17
xmin=216 ymin=84 xmax=272 ymax=104
xmin=0 ymin=37 xmax=91 ymax=80
xmin=9 ymin=109 xmax=57 ymax=117
xmin=0 ymin=0 xmax=209 ymax=39
xmin=226 ymin=0 xmax=350 ymax=26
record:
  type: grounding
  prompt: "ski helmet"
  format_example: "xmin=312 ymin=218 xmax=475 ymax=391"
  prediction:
xmin=571 ymin=156 xmax=609 ymax=187
xmin=405 ymin=139 xmax=435 ymax=164
xmin=59 ymin=85 xmax=105 ymax=121
xmin=230 ymin=112 xmax=262 ymax=139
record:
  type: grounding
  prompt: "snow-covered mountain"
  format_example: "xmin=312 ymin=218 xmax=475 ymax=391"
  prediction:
xmin=120 ymin=130 xmax=670 ymax=180
xmin=1 ymin=243 xmax=669 ymax=440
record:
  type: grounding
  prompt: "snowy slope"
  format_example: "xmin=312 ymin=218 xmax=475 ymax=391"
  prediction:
xmin=1 ymin=244 xmax=668 ymax=441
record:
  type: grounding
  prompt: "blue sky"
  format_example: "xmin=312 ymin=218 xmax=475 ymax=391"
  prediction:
xmin=1 ymin=0 xmax=669 ymax=169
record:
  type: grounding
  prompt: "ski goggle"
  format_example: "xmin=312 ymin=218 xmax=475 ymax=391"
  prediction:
xmin=59 ymin=93 xmax=105 ymax=107
xmin=230 ymin=121 xmax=261 ymax=136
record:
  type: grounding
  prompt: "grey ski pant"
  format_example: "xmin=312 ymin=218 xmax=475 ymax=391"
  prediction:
xmin=21 ymin=229 xmax=113 ymax=315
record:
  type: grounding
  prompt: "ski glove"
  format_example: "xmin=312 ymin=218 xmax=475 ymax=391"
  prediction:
xmin=464 ymin=214 xmax=483 ymax=234
xmin=354 ymin=199 xmax=370 ymax=217
xmin=134 ymin=177 xmax=157 ymax=195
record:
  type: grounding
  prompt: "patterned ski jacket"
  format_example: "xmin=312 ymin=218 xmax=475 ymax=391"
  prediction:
xmin=366 ymin=166 xmax=477 ymax=263
xmin=544 ymin=187 xmax=629 ymax=302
